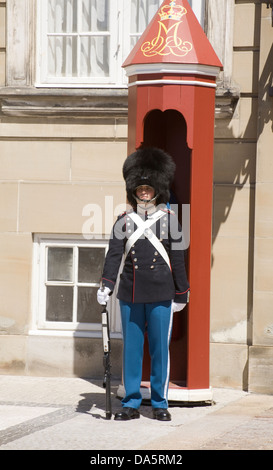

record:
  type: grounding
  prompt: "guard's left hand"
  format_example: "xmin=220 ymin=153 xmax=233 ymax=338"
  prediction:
xmin=172 ymin=302 xmax=186 ymax=312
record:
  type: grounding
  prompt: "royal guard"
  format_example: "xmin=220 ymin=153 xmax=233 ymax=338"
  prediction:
xmin=97 ymin=147 xmax=190 ymax=421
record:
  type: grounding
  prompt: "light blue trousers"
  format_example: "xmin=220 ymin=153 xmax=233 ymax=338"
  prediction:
xmin=119 ymin=300 xmax=173 ymax=409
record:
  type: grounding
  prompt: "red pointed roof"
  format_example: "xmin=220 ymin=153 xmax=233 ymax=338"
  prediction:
xmin=123 ymin=0 xmax=222 ymax=70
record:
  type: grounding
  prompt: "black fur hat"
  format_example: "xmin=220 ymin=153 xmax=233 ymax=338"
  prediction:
xmin=122 ymin=147 xmax=176 ymax=207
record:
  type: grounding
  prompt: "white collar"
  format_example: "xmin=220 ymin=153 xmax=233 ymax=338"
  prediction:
xmin=136 ymin=203 xmax=157 ymax=216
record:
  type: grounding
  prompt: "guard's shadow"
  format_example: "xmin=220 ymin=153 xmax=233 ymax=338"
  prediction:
xmin=75 ymin=392 xmax=110 ymax=419
xmin=75 ymin=382 xmax=121 ymax=420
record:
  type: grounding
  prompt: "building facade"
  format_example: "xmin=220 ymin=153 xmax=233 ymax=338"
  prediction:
xmin=0 ymin=0 xmax=272 ymax=394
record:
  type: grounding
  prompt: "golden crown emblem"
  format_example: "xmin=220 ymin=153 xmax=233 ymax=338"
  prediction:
xmin=159 ymin=1 xmax=187 ymax=21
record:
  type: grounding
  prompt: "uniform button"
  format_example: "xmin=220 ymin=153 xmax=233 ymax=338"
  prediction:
xmin=154 ymin=251 xmax=158 ymax=256
xmin=150 ymin=265 xmax=155 ymax=270
xmin=153 ymin=258 xmax=157 ymax=263
xmin=128 ymin=229 xmax=132 ymax=233
xmin=161 ymin=231 xmax=165 ymax=235
xmin=131 ymin=250 xmax=135 ymax=255
xmin=134 ymin=258 xmax=138 ymax=262
xmin=135 ymin=265 xmax=139 ymax=270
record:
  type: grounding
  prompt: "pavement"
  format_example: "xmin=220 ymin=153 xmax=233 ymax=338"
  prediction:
xmin=0 ymin=375 xmax=273 ymax=455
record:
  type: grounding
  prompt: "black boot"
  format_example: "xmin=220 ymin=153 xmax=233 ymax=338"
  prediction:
xmin=114 ymin=407 xmax=140 ymax=421
xmin=153 ymin=408 xmax=171 ymax=421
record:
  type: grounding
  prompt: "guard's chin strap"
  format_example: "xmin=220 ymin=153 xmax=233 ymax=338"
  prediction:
xmin=133 ymin=194 xmax=158 ymax=206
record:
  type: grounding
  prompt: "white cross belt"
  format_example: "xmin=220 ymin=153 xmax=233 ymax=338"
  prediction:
xmin=125 ymin=210 xmax=171 ymax=269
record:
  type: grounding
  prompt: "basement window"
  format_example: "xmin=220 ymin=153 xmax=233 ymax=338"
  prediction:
xmin=31 ymin=236 xmax=122 ymax=337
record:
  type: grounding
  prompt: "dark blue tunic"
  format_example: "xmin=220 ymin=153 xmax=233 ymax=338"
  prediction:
xmin=102 ymin=208 xmax=190 ymax=304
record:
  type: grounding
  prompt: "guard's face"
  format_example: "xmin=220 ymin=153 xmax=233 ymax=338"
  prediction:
xmin=135 ymin=185 xmax=155 ymax=201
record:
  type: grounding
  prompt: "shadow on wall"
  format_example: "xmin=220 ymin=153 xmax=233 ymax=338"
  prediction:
xmin=259 ymin=42 xmax=273 ymax=133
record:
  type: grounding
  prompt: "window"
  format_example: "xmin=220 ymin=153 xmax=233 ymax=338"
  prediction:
xmin=36 ymin=0 xmax=204 ymax=88
xmin=32 ymin=236 xmax=121 ymax=336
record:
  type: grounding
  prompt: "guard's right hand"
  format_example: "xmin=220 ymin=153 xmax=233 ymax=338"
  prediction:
xmin=97 ymin=287 xmax=111 ymax=305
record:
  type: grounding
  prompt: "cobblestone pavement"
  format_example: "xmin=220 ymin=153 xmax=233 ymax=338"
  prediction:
xmin=0 ymin=375 xmax=273 ymax=452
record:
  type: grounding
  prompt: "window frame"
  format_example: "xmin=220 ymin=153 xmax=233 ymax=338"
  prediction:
xmin=31 ymin=235 xmax=122 ymax=338
xmin=36 ymin=0 xmax=120 ymax=87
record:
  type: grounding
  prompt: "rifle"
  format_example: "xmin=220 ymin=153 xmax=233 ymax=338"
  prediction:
xmin=102 ymin=302 xmax=112 ymax=420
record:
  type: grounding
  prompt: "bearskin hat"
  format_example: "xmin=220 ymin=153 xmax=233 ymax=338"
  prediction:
xmin=122 ymin=147 xmax=176 ymax=207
